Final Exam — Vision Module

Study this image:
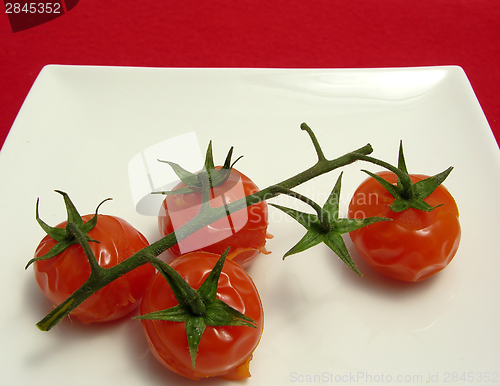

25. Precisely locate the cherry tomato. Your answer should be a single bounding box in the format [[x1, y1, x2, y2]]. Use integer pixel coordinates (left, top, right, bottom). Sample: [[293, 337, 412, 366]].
[[158, 167, 270, 268], [33, 214, 155, 324], [348, 171, 461, 282], [139, 251, 264, 380]]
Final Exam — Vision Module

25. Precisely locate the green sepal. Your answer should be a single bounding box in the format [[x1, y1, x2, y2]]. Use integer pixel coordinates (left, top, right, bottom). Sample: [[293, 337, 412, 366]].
[[157, 160, 199, 187], [397, 140, 409, 174], [25, 191, 110, 269], [268, 204, 323, 234], [389, 196, 411, 212], [57, 189, 85, 227], [153, 259, 206, 315], [134, 248, 257, 370], [279, 226, 323, 258], [412, 166, 453, 200], [203, 140, 216, 171], [204, 299, 257, 328], [362, 142, 453, 213], [155, 141, 242, 196], [361, 169, 401, 199], [186, 317, 207, 370], [333, 216, 391, 235], [25, 239, 77, 269], [323, 232, 360, 275], [270, 173, 390, 276], [196, 245, 227, 303], [134, 304, 190, 323], [35, 198, 67, 242], [81, 196, 111, 233]]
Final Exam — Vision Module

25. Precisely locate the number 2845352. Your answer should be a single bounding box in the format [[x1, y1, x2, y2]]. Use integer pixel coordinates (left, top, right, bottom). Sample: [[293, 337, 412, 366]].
[[5, 3, 62, 14]]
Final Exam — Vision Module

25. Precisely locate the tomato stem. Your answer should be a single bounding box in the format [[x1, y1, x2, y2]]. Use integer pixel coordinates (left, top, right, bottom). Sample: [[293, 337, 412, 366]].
[[65, 222, 103, 277], [301, 122, 327, 162], [354, 142, 453, 212], [356, 154, 414, 199]]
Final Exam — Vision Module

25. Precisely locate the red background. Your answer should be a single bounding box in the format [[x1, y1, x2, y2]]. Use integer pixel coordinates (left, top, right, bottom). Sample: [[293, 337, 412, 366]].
[[1, 0, 499, 150]]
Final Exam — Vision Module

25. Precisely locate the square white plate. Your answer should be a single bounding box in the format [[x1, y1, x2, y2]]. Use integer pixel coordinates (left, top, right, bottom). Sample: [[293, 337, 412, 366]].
[[1, 66, 499, 385]]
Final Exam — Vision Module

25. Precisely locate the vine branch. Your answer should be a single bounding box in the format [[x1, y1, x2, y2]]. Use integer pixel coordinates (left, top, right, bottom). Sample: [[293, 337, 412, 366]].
[[34, 124, 374, 331]]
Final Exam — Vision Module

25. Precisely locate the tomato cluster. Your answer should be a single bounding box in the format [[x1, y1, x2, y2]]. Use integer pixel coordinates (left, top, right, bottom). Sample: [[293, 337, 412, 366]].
[[29, 133, 462, 381], [32, 163, 269, 380]]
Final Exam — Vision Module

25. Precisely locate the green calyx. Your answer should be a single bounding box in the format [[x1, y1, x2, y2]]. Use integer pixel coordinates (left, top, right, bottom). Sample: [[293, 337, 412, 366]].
[[25, 190, 111, 269], [134, 248, 257, 370], [155, 141, 243, 196], [270, 172, 390, 276], [360, 141, 453, 212]]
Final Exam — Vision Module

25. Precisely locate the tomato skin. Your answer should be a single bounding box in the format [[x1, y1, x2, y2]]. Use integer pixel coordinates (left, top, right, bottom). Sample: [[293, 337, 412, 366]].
[[139, 251, 264, 380], [348, 171, 461, 282], [158, 167, 270, 268], [33, 214, 155, 324]]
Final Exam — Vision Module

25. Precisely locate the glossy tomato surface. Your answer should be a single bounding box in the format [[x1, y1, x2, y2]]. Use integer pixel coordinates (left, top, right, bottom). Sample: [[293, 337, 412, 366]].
[[348, 171, 461, 282], [158, 167, 270, 268], [34, 214, 155, 323], [140, 251, 264, 380]]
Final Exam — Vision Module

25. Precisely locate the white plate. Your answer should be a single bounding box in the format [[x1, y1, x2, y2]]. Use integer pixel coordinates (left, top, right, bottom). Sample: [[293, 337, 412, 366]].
[[1, 66, 499, 385]]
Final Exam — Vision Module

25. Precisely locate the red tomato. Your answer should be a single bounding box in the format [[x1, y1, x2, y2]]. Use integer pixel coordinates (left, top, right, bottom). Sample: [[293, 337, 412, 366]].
[[139, 251, 264, 380], [33, 214, 155, 324], [158, 167, 270, 268], [348, 171, 461, 282]]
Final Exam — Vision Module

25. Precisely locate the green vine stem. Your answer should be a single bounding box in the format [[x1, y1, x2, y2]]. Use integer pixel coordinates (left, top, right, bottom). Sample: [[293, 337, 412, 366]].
[[65, 222, 103, 277], [356, 154, 414, 198], [34, 123, 375, 331]]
